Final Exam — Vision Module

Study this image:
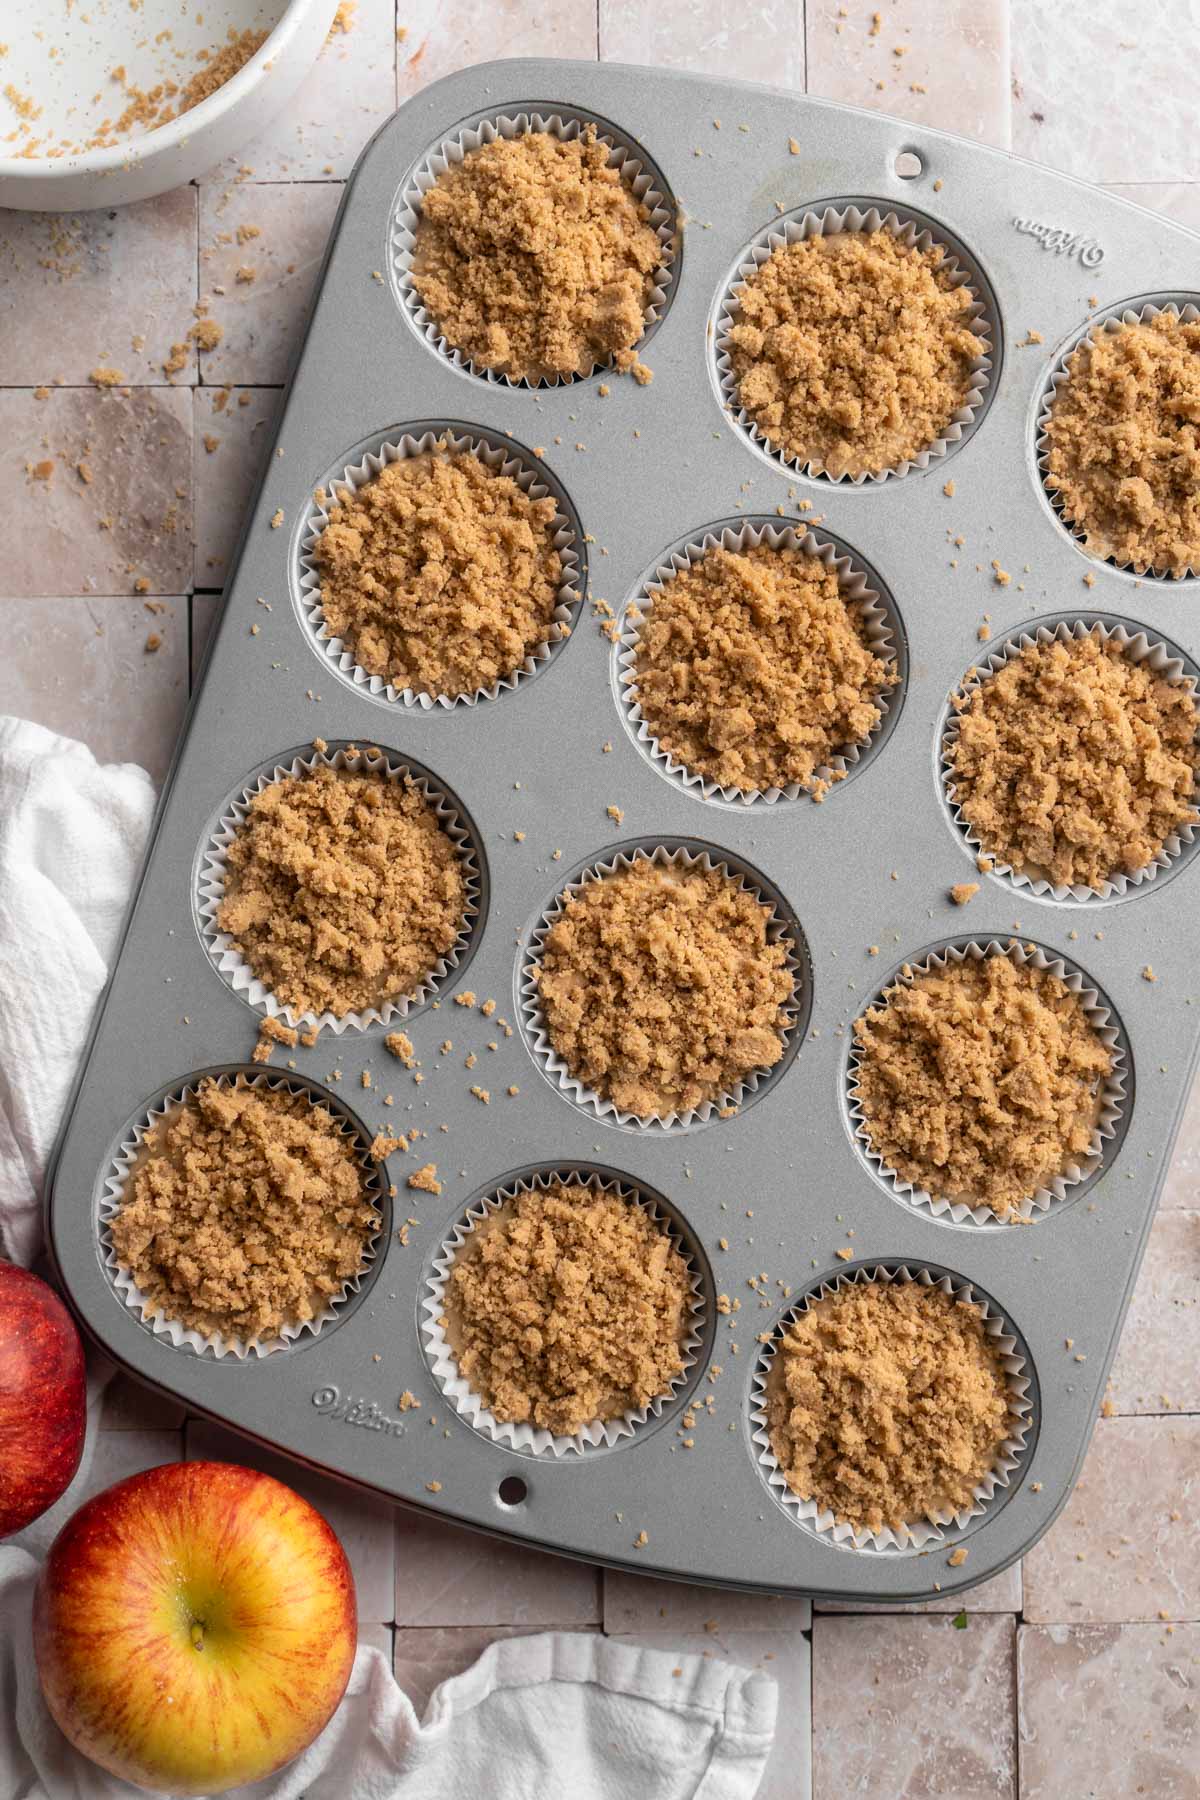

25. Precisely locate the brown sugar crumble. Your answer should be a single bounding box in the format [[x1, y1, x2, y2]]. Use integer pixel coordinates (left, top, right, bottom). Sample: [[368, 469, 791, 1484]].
[[632, 542, 894, 793], [533, 858, 794, 1117], [109, 1080, 377, 1344], [1043, 312, 1200, 575], [949, 630, 1199, 890], [726, 229, 984, 476], [312, 449, 564, 699], [444, 1183, 691, 1435], [853, 952, 1113, 1216], [217, 762, 466, 1019], [411, 128, 666, 383], [766, 1280, 1013, 1535]]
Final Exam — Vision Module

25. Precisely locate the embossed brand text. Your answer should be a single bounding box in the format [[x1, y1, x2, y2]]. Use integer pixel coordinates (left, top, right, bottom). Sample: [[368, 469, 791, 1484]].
[[1012, 217, 1104, 267], [311, 1384, 407, 1438]]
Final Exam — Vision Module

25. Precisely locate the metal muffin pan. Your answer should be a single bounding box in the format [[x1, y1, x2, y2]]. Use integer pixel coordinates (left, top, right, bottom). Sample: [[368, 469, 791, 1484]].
[[47, 59, 1200, 1602]]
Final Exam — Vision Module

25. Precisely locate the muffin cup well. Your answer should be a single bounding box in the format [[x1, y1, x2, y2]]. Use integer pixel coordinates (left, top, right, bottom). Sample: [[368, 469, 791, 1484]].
[[714, 201, 995, 483], [942, 617, 1200, 902], [1036, 299, 1200, 579], [100, 1072, 387, 1361], [390, 110, 677, 388], [421, 1168, 705, 1457], [197, 743, 483, 1035], [615, 519, 903, 806], [847, 940, 1128, 1226], [751, 1263, 1034, 1553], [295, 428, 583, 707], [520, 841, 806, 1130]]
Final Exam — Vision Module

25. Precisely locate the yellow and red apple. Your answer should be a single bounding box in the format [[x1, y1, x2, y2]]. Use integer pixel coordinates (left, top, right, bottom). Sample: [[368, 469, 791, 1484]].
[[0, 1261, 86, 1538], [34, 1460, 356, 1796]]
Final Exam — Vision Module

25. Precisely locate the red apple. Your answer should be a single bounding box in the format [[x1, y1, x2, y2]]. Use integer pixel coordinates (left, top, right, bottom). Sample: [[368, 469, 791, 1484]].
[[34, 1460, 356, 1796], [0, 1261, 86, 1538]]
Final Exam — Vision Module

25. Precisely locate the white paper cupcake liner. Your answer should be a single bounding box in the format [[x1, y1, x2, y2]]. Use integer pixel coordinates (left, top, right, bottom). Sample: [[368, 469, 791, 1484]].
[[421, 1167, 705, 1457], [616, 519, 903, 806], [390, 110, 677, 388], [714, 202, 994, 483], [100, 1072, 386, 1361], [751, 1263, 1034, 1553], [942, 617, 1200, 902], [847, 939, 1128, 1226], [197, 743, 483, 1035], [521, 842, 806, 1129], [1036, 298, 1200, 579], [295, 428, 583, 707]]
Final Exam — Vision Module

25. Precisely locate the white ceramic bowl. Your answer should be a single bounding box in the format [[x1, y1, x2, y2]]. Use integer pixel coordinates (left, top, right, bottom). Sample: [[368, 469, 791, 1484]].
[[0, 0, 338, 211]]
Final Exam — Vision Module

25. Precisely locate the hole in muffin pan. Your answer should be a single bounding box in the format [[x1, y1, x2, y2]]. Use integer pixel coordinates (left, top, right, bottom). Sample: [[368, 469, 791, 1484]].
[[937, 612, 1200, 907], [711, 196, 1004, 486], [894, 149, 924, 180], [748, 1261, 1039, 1555], [418, 1163, 717, 1459], [517, 838, 814, 1132], [95, 1067, 392, 1361], [291, 422, 587, 708], [612, 516, 909, 809], [1031, 292, 1200, 582], [193, 742, 490, 1034], [389, 102, 681, 388], [841, 935, 1133, 1229], [497, 1475, 528, 1507]]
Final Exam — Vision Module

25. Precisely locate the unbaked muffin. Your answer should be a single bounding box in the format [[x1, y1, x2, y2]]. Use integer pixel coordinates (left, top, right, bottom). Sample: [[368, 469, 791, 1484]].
[[632, 541, 895, 795], [532, 858, 795, 1117], [311, 448, 565, 699], [1042, 311, 1200, 575], [765, 1279, 1013, 1535], [217, 760, 467, 1019], [442, 1182, 691, 1436], [726, 228, 985, 476], [949, 628, 1199, 890], [411, 128, 666, 383], [852, 950, 1113, 1217], [109, 1079, 378, 1344]]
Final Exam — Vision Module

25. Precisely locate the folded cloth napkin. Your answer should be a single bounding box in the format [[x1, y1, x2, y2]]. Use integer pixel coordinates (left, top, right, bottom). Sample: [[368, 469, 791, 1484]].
[[0, 717, 156, 1268], [0, 718, 779, 1800]]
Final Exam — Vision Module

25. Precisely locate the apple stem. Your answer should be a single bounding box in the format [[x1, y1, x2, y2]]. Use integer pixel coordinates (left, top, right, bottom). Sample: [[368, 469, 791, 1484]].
[[190, 1621, 205, 1651]]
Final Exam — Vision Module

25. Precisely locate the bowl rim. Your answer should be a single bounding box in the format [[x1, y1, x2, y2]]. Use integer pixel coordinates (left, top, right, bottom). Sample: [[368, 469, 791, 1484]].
[[0, 0, 333, 181]]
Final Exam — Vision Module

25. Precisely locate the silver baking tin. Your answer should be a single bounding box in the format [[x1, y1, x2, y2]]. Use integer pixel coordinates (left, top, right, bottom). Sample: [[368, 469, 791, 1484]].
[[46, 60, 1200, 1606]]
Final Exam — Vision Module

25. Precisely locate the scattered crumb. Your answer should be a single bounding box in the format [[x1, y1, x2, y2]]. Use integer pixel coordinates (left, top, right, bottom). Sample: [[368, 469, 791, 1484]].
[[950, 882, 979, 906]]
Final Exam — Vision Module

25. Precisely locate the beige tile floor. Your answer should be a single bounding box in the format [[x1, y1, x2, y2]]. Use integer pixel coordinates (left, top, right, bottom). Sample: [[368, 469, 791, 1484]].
[[6, 4, 1199, 1794]]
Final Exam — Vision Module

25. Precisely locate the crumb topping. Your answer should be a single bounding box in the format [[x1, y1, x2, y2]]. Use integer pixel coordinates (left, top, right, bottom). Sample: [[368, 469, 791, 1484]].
[[1044, 312, 1200, 575], [109, 1080, 378, 1343], [950, 630, 1199, 890], [766, 1280, 1012, 1533], [312, 449, 564, 698], [217, 763, 466, 1019], [726, 230, 984, 476], [411, 129, 666, 382], [533, 859, 794, 1117], [633, 543, 894, 793], [853, 952, 1113, 1215], [444, 1183, 691, 1435]]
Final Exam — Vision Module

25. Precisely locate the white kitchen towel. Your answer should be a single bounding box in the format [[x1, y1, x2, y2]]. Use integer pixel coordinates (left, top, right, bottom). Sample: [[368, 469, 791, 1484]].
[[0, 1551, 777, 1800], [0, 716, 156, 1268]]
